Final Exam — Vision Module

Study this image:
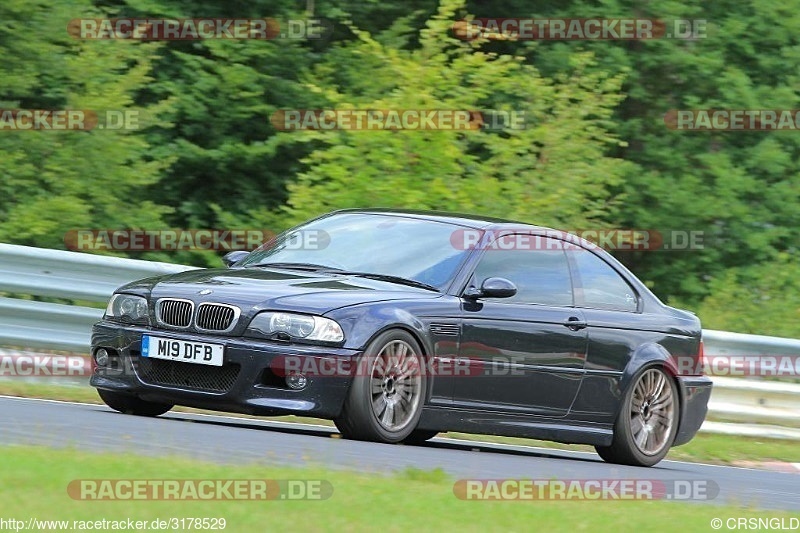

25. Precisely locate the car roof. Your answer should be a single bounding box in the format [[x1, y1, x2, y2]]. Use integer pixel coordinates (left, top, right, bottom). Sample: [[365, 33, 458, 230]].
[[331, 208, 555, 231], [327, 208, 625, 263]]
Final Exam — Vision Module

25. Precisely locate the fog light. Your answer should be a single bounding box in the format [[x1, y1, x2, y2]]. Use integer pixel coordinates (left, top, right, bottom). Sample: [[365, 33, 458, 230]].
[[95, 348, 110, 367], [286, 372, 308, 390]]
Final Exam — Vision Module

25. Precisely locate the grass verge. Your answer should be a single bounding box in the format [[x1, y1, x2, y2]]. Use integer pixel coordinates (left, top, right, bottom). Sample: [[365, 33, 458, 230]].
[[2, 380, 799, 466], [0, 446, 794, 532]]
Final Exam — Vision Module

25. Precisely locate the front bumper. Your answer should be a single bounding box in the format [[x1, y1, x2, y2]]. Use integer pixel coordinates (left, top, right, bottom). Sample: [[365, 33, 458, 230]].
[[673, 375, 713, 446], [89, 321, 359, 418]]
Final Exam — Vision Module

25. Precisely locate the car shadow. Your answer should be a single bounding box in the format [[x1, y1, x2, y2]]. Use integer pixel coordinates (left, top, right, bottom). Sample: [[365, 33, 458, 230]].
[[421, 439, 605, 466], [99, 407, 618, 466]]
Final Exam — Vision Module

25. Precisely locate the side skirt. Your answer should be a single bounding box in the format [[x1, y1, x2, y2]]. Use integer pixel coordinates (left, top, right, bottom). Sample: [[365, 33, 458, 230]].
[[417, 406, 614, 447]]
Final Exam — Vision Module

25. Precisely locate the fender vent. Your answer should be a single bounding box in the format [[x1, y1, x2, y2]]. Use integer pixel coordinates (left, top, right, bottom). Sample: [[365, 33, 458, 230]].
[[430, 322, 459, 336]]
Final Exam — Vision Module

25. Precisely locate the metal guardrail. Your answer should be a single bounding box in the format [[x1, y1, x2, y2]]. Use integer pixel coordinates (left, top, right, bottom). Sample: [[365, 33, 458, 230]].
[[705, 377, 800, 440], [0, 298, 102, 353], [700, 329, 800, 439], [0, 244, 196, 350], [703, 329, 800, 358], [0, 243, 196, 302], [0, 244, 798, 439]]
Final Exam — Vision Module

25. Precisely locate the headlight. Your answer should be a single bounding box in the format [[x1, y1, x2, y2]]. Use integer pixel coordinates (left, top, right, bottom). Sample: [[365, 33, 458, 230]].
[[246, 312, 344, 342], [104, 294, 150, 325]]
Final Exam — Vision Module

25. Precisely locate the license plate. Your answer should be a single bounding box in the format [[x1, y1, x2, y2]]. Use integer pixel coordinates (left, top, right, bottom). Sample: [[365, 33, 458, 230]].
[[141, 335, 224, 367]]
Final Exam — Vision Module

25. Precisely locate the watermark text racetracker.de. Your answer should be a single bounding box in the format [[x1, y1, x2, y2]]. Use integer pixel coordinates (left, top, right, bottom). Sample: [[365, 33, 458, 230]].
[[68, 479, 333, 501], [68, 18, 333, 40], [674, 355, 800, 378], [450, 228, 705, 252], [270, 109, 526, 131], [453, 478, 719, 500], [665, 109, 800, 131], [0, 352, 89, 378], [270, 353, 526, 380], [0, 110, 139, 131], [64, 229, 330, 252], [452, 18, 707, 41]]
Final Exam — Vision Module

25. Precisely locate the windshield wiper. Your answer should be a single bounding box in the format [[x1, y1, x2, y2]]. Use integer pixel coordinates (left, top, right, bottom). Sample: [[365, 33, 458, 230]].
[[332, 272, 439, 292], [245, 263, 438, 291], [246, 262, 343, 272]]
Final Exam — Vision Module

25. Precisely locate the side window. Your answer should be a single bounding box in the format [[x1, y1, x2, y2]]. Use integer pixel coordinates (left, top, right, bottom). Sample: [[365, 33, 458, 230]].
[[571, 249, 638, 312], [472, 237, 573, 306]]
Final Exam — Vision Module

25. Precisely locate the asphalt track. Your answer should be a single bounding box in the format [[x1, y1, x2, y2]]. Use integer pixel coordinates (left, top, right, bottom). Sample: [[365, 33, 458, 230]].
[[1, 396, 798, 511]]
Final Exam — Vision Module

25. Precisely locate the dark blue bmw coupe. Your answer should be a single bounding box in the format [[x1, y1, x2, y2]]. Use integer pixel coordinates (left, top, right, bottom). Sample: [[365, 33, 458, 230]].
[[90, 209, 711, 466]]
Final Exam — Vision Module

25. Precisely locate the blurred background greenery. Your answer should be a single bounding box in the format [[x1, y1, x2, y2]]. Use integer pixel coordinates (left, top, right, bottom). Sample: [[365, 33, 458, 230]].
[[1, 0, 798, 336]]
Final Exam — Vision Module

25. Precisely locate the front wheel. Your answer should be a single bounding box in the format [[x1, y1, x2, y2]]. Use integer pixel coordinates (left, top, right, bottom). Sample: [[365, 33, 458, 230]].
[[97, 389, 173, 417], [335, 329, 427, 443], [595, 367, 679, 467]]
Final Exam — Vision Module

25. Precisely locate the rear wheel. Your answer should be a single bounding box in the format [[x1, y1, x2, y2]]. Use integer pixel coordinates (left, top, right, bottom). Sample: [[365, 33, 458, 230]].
[[595, 367, 678, 467], [97, 389, 173, 417], [335, 329, 426, 443]]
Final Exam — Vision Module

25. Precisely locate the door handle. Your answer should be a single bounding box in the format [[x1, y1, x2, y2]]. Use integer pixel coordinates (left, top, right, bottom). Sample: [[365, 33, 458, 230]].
[[564, 316, 587, 330]]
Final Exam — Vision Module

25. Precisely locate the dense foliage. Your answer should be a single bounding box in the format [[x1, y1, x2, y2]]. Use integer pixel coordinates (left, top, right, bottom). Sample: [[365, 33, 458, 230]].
[[1, 0, 798, 336]]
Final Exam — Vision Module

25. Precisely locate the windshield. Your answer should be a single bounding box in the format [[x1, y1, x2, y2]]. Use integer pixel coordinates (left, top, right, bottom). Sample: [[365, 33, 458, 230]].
[[239, 213, 472, 290]]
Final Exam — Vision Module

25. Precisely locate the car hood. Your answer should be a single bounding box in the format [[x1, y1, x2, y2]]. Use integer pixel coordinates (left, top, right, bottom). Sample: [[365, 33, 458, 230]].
[[119, 267, 441, 315]]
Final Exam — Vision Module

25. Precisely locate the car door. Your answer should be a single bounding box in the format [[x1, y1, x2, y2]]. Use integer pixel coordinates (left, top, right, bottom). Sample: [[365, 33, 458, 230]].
[[565, 247, 654, 419], [453, 236, 588, 417]]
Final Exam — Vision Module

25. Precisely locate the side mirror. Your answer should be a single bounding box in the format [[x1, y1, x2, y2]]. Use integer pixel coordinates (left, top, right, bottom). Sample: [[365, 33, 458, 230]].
[[222, 250, 249, 268], [463, 277, 517, 300]]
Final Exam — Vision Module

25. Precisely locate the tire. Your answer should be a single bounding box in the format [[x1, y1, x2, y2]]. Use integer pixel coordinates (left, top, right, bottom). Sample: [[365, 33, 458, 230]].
[[595, 366, 679, 467], [97, 389, 173, 417], [402, 429, 438, 445], [334, 329, 427, 443]]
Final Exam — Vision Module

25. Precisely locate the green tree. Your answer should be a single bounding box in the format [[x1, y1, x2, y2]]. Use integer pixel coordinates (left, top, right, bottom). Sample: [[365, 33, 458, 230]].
[[116, 0, 332, 233], [257, 0, 632, 232], [468, 0, 800, 306], [682, 254, 800, 338], [0, 0, 173, 249]]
